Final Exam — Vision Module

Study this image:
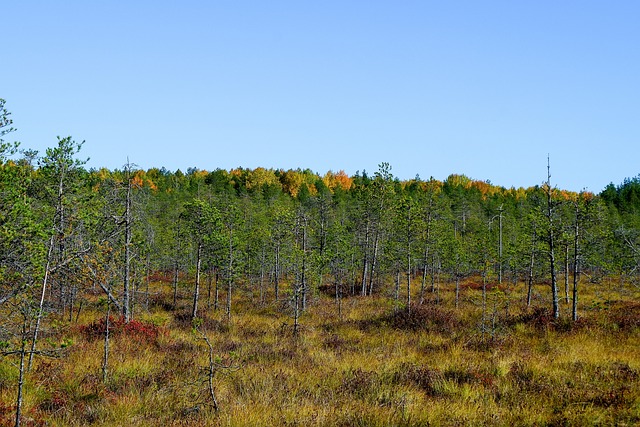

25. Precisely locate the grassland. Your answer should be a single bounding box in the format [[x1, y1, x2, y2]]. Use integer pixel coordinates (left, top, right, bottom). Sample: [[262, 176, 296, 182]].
[[1, 277, 639, 426]]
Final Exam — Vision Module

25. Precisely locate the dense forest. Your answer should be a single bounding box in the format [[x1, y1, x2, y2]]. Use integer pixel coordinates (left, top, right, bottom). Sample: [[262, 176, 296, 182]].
[[1, 99, 639, 426]]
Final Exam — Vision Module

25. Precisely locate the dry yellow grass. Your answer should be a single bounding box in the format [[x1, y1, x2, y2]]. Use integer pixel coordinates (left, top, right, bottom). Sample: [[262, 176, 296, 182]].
[[1, 277, 638, 426]]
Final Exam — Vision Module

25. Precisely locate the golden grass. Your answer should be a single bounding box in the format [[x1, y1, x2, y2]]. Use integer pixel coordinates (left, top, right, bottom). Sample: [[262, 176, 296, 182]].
[[1, 278, 639, 426]]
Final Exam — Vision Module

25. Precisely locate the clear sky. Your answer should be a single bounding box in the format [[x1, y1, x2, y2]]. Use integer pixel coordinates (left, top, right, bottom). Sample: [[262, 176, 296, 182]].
[[3, 1, 639, 192]]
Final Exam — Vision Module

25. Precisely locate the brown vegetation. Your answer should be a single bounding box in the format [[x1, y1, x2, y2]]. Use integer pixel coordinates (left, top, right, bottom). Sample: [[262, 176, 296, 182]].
[[1, 276, 639, 426]]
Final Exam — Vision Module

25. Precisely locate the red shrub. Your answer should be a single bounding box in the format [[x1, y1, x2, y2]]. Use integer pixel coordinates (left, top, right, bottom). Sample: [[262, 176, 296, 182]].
[[79, 316, 164, 343]]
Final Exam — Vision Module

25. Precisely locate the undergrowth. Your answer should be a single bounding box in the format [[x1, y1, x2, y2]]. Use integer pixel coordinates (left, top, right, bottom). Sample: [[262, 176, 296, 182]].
[[1, 278, 638, 426]]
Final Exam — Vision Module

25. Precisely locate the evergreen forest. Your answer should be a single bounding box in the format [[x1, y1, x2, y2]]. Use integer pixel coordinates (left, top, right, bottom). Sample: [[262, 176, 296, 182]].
[[1, 99, 639, 426]]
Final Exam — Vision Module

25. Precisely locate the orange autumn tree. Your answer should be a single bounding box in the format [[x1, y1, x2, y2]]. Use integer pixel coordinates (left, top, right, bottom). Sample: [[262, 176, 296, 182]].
[[322, 170, 353, 192]]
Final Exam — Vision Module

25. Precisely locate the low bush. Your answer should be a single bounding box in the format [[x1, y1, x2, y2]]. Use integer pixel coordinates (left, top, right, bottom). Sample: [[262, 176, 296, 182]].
[[78, 316, 165, 343]]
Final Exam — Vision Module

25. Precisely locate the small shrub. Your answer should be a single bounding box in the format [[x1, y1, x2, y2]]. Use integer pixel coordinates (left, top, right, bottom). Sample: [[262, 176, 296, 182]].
[[340, 368, 380, 397], [38, 391, 68, 413], [323, 333, 350, 353], [443, 366, 497, 390], [513, 306, 554, 330], [370, 304, 461, 332], [607, 301, 640, 331], [79, 316, 164, 344], [391, 363, 444, 396], [173, 312, 229, 332]]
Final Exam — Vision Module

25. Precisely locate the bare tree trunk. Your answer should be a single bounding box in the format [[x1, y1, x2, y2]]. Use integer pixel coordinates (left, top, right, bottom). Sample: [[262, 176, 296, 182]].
[[226, 225, 233, 323], [498, 205, 504, 284], [68, 281, 76, 322], [172, 260, 179, 310], [191, 242, 202, 320], [350, 252, 356, 296], [28, 236, 54, 371], [419, 248, 430, 304], [564, 244, 570, 304], [546, 158, 560, 319], [527, 229, 536, 307], [394, 270, 400, 313], [406, 219, 412, 313], [123, 171, 132, 323], [420, 211, 432, 304], [145, 253, 151, 310], [435, 266, 441, 305], [337, 276, 343, 320], [293, 282, 300, 336], [455, 273, 460, 309], [260, 245, 266, 304], [207, 266, 212, 309], [301, 217, 308, 311], [214, 268, 219, 311], [15, 321, 27, 427], [430, 254, 436, 293], [361, 221, 369, 296], [549, 224, 559, 319], [30, 158, 68, 368], [420, 260, 428, 304], [481, 270, 487, 341], [196, 328, 220, 412], [274, 243, 280, 301], [572, 204, 580, 321], [368, 228, 380, 296]]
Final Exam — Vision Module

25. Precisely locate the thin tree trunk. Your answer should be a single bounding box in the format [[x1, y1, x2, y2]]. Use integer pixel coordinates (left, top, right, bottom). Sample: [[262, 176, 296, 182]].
[[226, 225, 233, 323], [260, 245, 266, 304], [482, 270, 487, 341], [274, 243, 280, 301], [361, 221, 369, 296], [420, 262, 428, 304], [546, 158, 559, 319], [28, 236, 54, 371], [430, 254, 436, 293], [191, 242, 202, 320], [214, 268, 219, 311], [207, 265, 213, 309], [527, 229, 536, 307], [564, 244, 570, 304], [123, 173, 132, 323], [572, 204, 580, 321], [68, 282, 76, 322], [435, 266, 441, 305], [394, 270, 400, 313], [196, 328, 220, 411], [172, 260, 179, 310], [350, 252, 355, 296], [15, 321, 27, 427], [145, 253, 151, 310], [455, 271, 460, 309], [419, 245, 430, 304], [406, 224, 412, 313], [368, 228, 380, 296], [293, 282, 300, 336], [337, 276, 343, 320], [301, 217, 307, 311]]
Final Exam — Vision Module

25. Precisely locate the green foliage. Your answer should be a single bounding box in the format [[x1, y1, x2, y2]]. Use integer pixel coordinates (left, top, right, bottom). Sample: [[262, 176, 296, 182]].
[[0, 98, 19, 160]]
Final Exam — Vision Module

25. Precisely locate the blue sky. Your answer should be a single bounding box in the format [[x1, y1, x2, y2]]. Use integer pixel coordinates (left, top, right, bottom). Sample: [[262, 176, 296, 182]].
[[3, 1, 639, 192]]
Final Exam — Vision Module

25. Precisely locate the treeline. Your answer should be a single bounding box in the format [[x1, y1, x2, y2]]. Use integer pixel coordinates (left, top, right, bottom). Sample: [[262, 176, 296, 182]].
[[2, 133, 640, 327], [0, 91, 639, 339]]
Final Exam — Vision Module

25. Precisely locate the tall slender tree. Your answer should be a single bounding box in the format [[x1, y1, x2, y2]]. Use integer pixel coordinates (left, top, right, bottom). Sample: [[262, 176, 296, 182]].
[[543, 157, 560, 319]]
